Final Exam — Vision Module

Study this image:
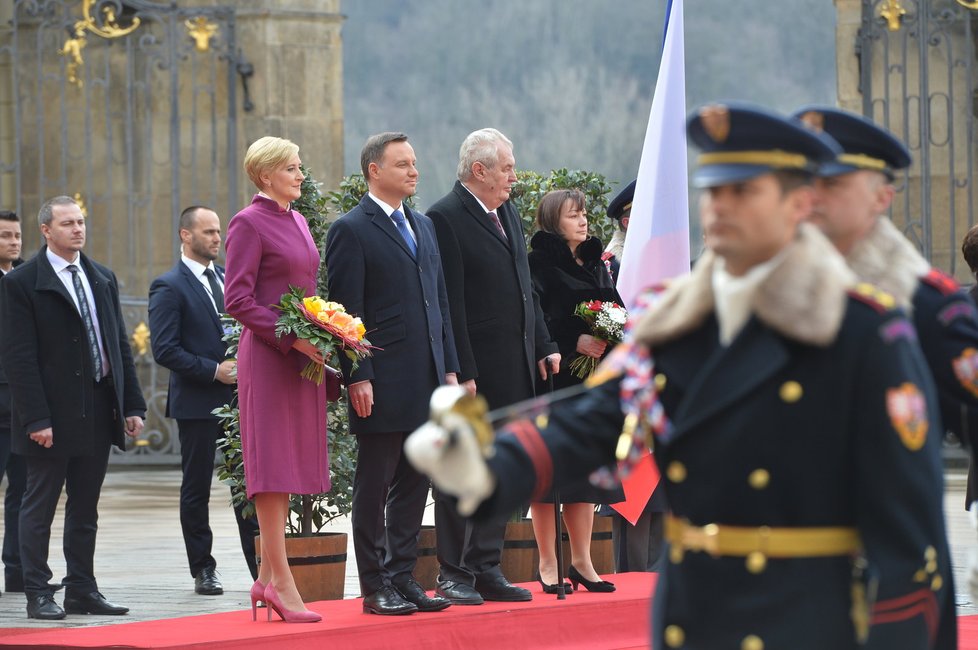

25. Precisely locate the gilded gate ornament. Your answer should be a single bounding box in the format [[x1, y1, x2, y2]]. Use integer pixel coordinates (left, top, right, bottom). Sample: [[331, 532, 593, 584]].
[[131, 322, 151, 357], [879, 0, 907, 31], [185, 17, 219, 53], [72, 193, 88, 218], [59, 0, 142, 88]]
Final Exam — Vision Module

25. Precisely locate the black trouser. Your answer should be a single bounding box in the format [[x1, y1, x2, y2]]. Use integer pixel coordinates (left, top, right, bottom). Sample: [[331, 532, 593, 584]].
[[351, 431, 429, 595], [19, 381, 113, 600], [611, 506, 665, 573], [434, 488, 508, 585], [0, 426, 26, 588], [178, 418, 260, 579]]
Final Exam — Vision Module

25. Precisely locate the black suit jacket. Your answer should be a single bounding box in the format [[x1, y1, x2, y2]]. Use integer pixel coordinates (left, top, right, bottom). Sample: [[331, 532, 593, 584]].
[[148, 261, 233, 419], [324, 195, 459, 434], [427, 181, 557, 409], [0, 247, 146, 457], [0, 258, 23, 430]]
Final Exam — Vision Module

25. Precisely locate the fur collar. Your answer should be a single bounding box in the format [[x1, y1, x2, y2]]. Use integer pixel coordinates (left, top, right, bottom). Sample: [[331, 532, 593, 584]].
[[844, 217, 929, 309], [633, 223, 856, 348], [604, 229, 626, 259]]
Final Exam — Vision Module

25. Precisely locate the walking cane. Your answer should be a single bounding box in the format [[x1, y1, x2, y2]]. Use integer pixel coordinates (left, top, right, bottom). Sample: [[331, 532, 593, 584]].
[[546, 370, 567, 600]]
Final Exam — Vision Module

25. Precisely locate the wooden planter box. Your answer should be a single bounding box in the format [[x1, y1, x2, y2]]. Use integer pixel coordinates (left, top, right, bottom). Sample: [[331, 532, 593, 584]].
[[256, 532, 348, 602], [414, 524, 439, 590]]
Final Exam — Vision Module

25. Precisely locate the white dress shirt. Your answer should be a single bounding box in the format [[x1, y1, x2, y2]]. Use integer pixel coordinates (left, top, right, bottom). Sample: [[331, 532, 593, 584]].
[[47, 248, 110, 377], [181, 254, 223, 315], [369, 192, 416, 243]]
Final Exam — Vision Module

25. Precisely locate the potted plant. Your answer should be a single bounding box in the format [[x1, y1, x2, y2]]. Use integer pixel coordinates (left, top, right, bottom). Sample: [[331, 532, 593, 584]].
[[216, 168, 358, 601]]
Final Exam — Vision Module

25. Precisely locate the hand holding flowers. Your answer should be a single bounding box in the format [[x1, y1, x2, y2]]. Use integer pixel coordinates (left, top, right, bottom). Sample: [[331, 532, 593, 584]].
[[275, 286, 375, 385], [569, 299, 627, 378]]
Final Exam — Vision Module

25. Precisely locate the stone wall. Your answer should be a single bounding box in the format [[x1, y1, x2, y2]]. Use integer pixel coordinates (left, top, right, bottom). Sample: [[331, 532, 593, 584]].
[[0, 0, 344, 293], [834, 0, 978, 280]]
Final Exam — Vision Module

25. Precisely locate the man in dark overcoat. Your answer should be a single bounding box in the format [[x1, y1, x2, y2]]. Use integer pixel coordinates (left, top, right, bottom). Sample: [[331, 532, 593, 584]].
[[0, 209, 25, 594], [0, 195, 146, 620], [149, 205, 260, 594], [426, 127, 559, 605], [409, 104, 957, 649], [325, 132, 459, 616]]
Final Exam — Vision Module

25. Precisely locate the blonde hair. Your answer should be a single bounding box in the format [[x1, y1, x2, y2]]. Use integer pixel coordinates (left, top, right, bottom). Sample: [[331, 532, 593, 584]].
[[244, 136, 300, 190]]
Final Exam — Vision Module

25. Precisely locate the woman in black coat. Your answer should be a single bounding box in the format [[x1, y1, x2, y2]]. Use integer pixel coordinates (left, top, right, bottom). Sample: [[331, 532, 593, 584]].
[[527, 189, 622, 594]]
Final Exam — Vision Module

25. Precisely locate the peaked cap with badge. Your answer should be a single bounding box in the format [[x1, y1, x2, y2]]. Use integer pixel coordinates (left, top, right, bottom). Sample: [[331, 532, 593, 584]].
[[687, 101, 841, 188], [792, 105, 911, 179]]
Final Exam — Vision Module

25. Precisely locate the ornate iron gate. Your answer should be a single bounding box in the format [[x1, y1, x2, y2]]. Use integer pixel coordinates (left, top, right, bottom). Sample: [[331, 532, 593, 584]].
[[0, 0, 250, 462], [857, 0, 978, 276]]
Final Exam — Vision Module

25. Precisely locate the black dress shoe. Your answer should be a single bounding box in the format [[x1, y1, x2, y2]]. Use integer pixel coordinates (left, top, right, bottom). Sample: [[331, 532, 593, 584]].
[[392, 577, 451, 612], [194, 567, 224, 595], [63, 591, 129, 615], [435, 579, 484, 605], [27, 594, 66, 620], [475, 574, 532, 602], [362, 585, 418, 615]]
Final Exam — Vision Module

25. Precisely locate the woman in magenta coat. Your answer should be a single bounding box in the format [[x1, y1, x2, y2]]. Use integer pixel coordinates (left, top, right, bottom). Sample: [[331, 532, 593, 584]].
[[224, 136, 337, 623]]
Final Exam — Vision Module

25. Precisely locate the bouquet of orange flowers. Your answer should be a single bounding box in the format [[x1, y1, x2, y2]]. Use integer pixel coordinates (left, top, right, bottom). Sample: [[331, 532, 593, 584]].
[[569, 299, 627, 378], [275, 286, 374, 385]]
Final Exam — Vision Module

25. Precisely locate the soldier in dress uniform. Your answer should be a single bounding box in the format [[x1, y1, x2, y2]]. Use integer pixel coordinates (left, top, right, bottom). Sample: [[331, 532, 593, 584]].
[[794, 104, 978, 614], [602, 180, 634, 283], [406, 103, 957, 649], [793, 105, 978, 450]]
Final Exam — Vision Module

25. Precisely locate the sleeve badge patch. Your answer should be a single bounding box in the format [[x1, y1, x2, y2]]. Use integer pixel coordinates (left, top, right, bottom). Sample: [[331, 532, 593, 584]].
[[886, 383, 928, 451], [952, 347, 978, 398], [937, 300, 978, 327]]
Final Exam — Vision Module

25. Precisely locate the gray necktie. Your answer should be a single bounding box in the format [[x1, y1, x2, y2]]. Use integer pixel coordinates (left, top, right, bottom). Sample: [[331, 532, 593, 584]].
[[67, 264, 103, 379]]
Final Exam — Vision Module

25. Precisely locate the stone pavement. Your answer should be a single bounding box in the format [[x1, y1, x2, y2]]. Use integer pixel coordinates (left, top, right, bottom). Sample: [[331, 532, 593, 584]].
[[0, 467, 974, 629]]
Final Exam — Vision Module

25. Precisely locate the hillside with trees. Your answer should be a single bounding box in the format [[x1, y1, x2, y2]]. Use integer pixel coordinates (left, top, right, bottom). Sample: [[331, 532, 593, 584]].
[[341, 0, 837, 209]]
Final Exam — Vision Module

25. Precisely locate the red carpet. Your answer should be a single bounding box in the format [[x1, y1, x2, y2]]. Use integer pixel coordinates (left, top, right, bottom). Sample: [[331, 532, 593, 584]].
[[960, 614, 978, 650], [0, 573, 654, 650]]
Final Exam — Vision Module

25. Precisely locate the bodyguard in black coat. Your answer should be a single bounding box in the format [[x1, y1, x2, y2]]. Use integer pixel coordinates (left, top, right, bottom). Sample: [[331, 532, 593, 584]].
[[325, 132, 458, 615], [0, 196, 146, 620], [0, 209, 25, 593], [426, 128, 558, 605], [148, 206, 260, 592]]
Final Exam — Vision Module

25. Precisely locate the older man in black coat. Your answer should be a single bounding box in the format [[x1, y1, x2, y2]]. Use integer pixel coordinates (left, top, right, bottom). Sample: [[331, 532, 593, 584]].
[[325, 132, 459, 616], [0, 195, 146, 620], [426, 128, 559, 605]]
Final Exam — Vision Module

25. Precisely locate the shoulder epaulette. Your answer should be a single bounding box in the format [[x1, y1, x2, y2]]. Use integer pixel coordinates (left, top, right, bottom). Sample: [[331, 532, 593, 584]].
[[848, 282, 897, 313], [920, 268, 960, 296]]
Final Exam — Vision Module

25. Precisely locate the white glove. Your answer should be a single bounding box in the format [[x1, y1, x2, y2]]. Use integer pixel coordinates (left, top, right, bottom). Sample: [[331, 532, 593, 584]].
[[405, 386, 496, 516]]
